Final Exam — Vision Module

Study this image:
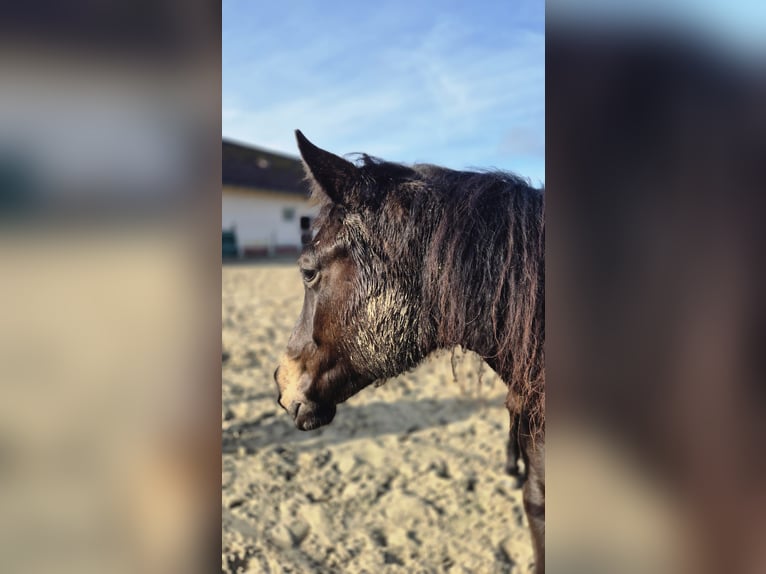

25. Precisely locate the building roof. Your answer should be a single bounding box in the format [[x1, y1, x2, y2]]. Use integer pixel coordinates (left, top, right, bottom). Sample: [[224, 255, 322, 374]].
[[223, 139, 310, 197]]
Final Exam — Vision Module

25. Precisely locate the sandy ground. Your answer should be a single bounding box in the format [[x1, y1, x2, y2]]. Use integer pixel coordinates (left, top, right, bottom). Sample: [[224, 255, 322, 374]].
[[222, 263, 533, 573]]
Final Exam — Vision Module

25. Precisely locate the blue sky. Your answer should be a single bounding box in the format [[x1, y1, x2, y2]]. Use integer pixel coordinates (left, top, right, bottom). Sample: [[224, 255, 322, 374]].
[[223, 0, 545, 184]]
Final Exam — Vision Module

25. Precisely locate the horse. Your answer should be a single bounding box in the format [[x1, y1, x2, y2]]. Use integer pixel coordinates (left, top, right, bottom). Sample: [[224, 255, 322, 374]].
[[505, 394, 528, 485], [274, 131, 545, 572]]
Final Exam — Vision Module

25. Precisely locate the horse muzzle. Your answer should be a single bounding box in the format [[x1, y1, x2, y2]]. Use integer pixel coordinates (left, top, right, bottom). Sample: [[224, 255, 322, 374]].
[[286, 399, 336, 431], [274, 363, 336, 430]]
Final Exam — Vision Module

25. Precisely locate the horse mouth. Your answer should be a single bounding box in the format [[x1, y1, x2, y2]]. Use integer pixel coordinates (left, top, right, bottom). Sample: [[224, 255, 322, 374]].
[[289, 401, 336, 431]]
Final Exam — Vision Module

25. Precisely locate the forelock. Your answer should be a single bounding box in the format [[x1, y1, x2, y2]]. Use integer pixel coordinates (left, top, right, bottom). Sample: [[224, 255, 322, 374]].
[[341, 212, 371, 244]]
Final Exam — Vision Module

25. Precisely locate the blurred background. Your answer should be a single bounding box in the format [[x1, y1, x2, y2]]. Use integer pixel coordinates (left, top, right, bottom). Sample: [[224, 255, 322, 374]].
[[547, 2, 766, 573], [0, 2, 221, 574]]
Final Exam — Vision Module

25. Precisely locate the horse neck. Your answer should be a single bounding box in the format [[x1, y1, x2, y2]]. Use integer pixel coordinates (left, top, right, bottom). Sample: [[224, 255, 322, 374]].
[[417, 183, 544, 389]]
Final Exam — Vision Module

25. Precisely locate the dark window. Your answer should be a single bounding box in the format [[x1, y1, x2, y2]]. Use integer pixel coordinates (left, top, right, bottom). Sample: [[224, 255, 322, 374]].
[[282, 207, 295, 221], [300, 216, 312, 230]]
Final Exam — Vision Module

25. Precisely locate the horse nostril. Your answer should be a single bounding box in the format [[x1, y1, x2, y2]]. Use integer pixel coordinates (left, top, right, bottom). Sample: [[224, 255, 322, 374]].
[[273, 369, 284, 407], [288, 402, 302, 420]]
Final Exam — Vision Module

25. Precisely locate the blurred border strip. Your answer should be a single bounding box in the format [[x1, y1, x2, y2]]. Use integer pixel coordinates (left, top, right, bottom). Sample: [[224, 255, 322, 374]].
[[0, 2, 221, 574], [547, 4, 766, 574]]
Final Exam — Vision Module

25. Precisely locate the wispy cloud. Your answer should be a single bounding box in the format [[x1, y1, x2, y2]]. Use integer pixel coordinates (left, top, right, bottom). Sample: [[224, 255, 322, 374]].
[[223, 1, 544, 182]]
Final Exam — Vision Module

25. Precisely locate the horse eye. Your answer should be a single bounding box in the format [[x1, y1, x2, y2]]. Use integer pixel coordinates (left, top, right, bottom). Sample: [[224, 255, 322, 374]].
[[300, 268, 318, 284]]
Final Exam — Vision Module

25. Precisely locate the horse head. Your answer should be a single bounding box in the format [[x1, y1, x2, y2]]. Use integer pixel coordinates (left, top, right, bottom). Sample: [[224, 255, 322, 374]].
[[274, 131, 427, 430]]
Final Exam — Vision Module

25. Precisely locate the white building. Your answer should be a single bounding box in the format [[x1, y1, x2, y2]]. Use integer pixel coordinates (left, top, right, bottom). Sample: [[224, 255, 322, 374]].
[[222, 139, 317, 258]]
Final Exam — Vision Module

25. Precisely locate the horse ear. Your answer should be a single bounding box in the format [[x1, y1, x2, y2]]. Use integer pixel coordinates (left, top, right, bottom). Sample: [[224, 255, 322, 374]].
[[295, 130, 358, 205]]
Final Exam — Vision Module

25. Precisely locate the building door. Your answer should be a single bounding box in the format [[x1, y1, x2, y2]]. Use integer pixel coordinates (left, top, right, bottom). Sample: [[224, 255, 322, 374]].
[[222, 229, 239, 259], [300, 216, 313, 245]]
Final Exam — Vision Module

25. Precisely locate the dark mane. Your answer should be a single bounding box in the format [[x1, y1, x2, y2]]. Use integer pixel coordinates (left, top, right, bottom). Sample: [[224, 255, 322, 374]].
[[310, 155, 545, 436]]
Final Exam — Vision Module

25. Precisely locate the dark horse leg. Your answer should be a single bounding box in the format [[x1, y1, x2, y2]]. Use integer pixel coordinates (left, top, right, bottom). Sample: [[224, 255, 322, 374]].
[[505, 394, 527, 487], [521, 432, 545, 574], [506, 393, 544, 572], [505, 409, 527, 487]]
